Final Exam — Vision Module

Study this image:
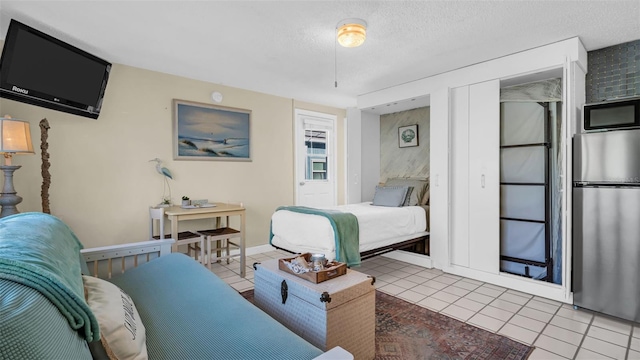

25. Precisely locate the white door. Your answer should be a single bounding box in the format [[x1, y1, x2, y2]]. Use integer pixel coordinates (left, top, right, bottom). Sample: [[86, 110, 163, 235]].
[[449, 80, 500, 274], [450, 85, 471, 268], [468, 80, 500, 273], [294, 109, 337, 207]]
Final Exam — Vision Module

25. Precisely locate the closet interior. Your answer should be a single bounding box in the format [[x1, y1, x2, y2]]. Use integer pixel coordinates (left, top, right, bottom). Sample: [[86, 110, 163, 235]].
[[499, 78, 563, 284]]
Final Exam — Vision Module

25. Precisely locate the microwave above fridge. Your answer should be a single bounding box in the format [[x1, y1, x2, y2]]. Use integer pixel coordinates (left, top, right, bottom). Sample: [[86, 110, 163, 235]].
[[584, 97, 640, 131]]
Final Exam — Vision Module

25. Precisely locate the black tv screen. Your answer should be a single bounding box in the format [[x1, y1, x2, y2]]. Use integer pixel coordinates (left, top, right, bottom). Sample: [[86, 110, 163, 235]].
[[0, 19, 111, 119]]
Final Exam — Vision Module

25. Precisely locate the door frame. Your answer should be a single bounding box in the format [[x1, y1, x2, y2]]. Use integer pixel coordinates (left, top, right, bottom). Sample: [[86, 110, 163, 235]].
[[294, 109, 338, 206]]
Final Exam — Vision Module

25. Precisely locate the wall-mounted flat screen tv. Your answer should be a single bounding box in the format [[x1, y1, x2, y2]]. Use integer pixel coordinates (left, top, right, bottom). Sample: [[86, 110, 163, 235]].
[[0, 19, 111, 119]]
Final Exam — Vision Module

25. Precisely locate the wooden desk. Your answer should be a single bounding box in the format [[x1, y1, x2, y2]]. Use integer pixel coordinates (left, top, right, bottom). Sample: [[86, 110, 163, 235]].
[[164, 203, 246, 277]]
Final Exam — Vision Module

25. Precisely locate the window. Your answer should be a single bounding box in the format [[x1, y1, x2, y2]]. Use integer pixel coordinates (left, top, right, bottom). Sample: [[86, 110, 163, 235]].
[[305, 129, 329, 181], [311, 159, 327, 180]]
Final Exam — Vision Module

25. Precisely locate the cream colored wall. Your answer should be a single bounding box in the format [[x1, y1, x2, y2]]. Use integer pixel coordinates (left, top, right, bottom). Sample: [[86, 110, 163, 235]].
[[0, 60, 345, 249], [379, 107, 430, 182]]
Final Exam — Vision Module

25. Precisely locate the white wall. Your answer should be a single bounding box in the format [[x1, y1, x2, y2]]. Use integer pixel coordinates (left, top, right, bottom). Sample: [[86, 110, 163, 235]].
[[360, 111, 380, 201], [0, 60, 346, 249], [346, 107, 362, 204], [379, 107, 430, 181]]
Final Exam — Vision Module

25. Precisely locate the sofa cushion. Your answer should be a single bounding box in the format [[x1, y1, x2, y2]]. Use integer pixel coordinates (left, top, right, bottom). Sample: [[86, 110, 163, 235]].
[[109, 253, 323, 360], [84, 275, 148, 360]]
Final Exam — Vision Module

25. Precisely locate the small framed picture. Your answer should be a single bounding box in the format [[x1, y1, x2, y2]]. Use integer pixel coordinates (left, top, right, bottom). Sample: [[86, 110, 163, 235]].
[[398, 124, 419, 148]]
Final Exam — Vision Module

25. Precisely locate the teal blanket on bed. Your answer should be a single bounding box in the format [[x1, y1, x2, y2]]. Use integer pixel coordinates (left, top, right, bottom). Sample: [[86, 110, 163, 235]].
[[270, 206, 361, 267], [0, 212, 99, 342]]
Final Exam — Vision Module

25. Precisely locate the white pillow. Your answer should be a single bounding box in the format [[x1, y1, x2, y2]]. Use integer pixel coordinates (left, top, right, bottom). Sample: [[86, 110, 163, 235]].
[[83, 275, 148, 360]]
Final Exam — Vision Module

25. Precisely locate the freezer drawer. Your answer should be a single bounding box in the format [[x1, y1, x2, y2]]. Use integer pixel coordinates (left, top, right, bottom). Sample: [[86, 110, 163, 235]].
[[573, 186, 640, 322]]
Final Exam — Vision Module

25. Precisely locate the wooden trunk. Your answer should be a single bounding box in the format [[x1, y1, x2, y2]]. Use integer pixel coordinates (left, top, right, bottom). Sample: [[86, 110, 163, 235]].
[[254, 258, 375, 360]]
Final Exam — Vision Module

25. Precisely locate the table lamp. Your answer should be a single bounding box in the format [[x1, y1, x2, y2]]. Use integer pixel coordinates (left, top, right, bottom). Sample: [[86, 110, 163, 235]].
[[0, 115, 34, 217]]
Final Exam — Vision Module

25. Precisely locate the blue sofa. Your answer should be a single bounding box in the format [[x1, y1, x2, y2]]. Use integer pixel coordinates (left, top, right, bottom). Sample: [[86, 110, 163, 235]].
[[0, 213, 325, 359]]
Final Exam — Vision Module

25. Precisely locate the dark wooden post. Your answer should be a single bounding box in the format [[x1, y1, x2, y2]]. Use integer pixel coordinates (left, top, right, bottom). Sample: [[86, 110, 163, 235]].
[[40, 118, 51, 214]]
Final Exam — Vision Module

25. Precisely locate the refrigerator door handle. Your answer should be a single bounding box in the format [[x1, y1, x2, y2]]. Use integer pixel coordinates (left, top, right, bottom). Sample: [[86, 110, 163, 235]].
[[481, 174, 485, 188]]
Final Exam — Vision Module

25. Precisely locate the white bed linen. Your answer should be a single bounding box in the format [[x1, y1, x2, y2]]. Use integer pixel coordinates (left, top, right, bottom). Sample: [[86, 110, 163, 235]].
[[270, 202, 427, 261]]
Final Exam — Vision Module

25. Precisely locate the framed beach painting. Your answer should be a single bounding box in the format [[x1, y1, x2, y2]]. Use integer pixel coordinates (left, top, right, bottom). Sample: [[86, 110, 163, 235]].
[[173, 99, 251, 161], [398, 124, 418, 148]]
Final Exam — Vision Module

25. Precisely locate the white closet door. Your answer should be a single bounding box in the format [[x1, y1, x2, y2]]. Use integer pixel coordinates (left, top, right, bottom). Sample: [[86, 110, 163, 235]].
[[450, 86, 470, 267], [468, 80, 500, 273]]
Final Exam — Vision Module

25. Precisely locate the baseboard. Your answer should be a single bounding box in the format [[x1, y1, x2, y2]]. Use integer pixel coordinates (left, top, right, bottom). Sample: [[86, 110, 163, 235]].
[[246, 244, 277, 256], [382, 250, 433, 268]]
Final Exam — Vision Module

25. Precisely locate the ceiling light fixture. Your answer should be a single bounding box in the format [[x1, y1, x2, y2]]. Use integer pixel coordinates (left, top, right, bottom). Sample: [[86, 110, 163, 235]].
[[336, 19, 367, 48], [334, 18, 367, 88]]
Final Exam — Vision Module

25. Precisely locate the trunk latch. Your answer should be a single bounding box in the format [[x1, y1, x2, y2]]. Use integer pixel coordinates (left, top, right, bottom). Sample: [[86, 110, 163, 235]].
[[281, 280, 288, 304]]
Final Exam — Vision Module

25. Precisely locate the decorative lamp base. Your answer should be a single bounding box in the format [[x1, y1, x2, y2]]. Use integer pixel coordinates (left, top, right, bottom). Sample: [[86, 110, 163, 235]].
[[0, 165, 23, 218]]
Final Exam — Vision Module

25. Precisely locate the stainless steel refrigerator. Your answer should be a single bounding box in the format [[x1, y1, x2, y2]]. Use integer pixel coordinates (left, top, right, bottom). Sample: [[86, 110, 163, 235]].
[[573, 129, 640, 322]]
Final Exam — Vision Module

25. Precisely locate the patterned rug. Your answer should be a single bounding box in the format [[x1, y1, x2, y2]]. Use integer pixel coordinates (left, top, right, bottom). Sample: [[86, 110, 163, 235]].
[[240, 289, 533, 360]]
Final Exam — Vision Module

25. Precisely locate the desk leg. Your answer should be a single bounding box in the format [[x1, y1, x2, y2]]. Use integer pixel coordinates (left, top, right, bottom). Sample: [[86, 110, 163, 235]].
[[206, 236, 212, 271], [240, 212, 245, 278], [170, 217, 179, 252], [216, 216, 222, 261]]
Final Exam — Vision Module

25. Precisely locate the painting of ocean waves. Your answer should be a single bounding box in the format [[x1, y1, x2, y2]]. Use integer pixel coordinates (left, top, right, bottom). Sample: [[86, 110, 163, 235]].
[[178, 136, 249, 158], [174, 100, 251, 161]]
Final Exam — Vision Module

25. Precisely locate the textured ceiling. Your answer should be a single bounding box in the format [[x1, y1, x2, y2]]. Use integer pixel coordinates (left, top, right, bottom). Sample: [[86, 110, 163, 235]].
[[1, 1, 639, 113]]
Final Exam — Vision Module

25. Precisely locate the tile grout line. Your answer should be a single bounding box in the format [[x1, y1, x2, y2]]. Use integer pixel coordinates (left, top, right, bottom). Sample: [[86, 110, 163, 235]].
[[403, 271, 458, 311], [571, 314, 596, 360], [626, 326, 635, 360], [455, 281, 535, 335], [451, 280, 523, 334], [524, 296, 564, 357], [492, 291, 533, 343], [574, 314, 634, 358], [455, 286, 583, 357], [461, 281, 509, 332]]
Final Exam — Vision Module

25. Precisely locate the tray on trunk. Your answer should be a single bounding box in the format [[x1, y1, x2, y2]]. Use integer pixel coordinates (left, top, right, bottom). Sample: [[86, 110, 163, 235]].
[[278, 253, 347, 284]]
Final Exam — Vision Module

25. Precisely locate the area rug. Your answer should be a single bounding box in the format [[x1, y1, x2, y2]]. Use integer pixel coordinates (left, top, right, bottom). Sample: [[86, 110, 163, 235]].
[[240, 289, 533, 360]]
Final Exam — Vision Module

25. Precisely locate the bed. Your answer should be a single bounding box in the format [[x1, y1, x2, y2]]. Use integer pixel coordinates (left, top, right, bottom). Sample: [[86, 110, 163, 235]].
[[270, 177, 430, 266]]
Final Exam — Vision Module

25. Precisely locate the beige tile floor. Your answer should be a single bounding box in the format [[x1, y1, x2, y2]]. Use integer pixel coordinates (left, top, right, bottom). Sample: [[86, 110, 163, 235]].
[[211, 250, 640, 360]]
